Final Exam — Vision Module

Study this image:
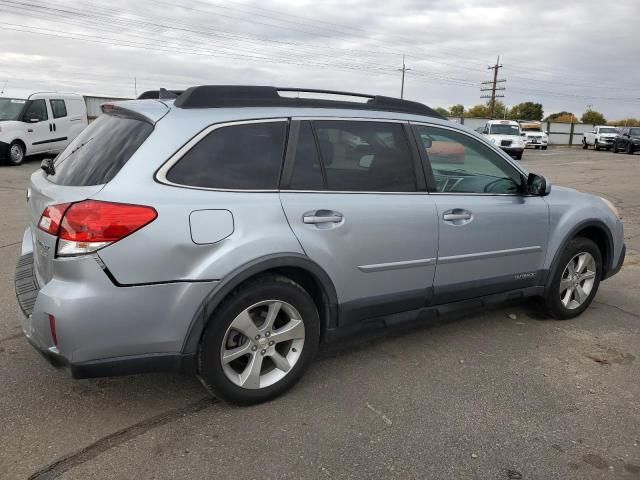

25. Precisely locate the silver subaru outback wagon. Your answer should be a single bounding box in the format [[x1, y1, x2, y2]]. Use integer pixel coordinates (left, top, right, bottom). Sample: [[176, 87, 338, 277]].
[[15, 86, 625, 404]]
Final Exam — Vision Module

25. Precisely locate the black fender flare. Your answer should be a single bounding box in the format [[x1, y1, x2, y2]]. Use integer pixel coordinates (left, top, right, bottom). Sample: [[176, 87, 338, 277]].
[[181, 253, 338, 355], [545, 219, 614, 294]]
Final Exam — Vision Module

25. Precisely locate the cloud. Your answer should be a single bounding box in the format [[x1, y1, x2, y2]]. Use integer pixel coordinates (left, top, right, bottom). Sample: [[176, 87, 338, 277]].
[[0, 0, 638, 119]]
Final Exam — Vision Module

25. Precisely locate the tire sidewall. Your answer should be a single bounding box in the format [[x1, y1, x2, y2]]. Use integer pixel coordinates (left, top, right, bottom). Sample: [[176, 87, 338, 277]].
[[198, 277, 320, 405], [545, 238, 602, 319], [8, 142, 24, 165]]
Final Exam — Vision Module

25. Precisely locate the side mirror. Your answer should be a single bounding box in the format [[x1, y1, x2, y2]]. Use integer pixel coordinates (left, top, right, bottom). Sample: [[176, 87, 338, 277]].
[[520, 132, 526, 136], [422, 137, 433, 148], [526, 173, 551, 196]]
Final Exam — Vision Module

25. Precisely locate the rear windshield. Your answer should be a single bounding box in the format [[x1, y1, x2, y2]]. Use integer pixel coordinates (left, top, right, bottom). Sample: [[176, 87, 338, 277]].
[[48, 113, 153, 186]]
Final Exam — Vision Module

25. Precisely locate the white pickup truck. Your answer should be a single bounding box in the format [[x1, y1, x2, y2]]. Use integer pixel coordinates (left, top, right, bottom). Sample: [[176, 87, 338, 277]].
[[582, 125, 619, 151]]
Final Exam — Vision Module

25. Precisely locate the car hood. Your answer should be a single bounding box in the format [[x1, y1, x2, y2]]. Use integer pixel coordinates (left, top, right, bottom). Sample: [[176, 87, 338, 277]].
[[487, 134, 523, 142], [599, 133, 617, 138]]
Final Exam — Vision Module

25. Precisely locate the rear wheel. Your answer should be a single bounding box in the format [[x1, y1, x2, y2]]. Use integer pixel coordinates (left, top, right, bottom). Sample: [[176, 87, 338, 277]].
[[582, 139, 588, 149], [594, 140, 599, 151], [198, 275, 319, 405], [626, 142, 634, 154], [542, 145, 548, 150], [7, 141, 25, 166], [543, 238, 602, 320], [612, 141, 618, 153]]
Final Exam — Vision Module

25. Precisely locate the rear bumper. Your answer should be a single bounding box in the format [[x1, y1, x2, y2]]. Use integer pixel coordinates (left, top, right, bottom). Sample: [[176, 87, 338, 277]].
[[15, 249, 214, 378]]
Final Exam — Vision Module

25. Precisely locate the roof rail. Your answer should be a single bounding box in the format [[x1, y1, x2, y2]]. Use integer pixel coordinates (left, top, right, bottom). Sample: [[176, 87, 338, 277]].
[[137, 89, 184, 100], [173, 85, 445, 119]]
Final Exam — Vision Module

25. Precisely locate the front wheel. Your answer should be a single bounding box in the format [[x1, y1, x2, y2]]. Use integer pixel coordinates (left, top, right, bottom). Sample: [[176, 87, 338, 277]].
[[543, 238, 602, 320], [198, 275, 320, 405], [594, 140, 599, 151], [582, 139, 588, 150], [7, 141, 25, 165], [626, 142, 634, 155], [612, 141, 619, 153], [541, 145, 548, 150]]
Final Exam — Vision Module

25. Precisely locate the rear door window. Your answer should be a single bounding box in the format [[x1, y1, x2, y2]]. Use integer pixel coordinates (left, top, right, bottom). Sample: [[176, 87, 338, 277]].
[[165, 121, 287, 190], [312, 120, 417, 192], [50, 99, 67, 118], [49, 113, 153, 186]]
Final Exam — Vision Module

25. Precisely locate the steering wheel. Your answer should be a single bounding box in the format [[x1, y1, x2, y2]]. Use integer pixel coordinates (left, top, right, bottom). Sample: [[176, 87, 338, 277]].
[[483, 178, 517, 194]]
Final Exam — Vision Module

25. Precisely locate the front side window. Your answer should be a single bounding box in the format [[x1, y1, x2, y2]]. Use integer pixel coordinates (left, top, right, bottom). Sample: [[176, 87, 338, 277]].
[[414, 125, 522, 194], [23, 99, 48, 122], [312, 121, 416, 192], [629, 128, 640, 137], [166, 121, 287, 189], [50, 99, 68, 118]]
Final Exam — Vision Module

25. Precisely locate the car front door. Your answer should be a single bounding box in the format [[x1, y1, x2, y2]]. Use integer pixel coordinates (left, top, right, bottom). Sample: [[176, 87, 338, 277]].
[[21, 99, 51, 154], [280, 119, 439, 327], [412, 123, 550, 304]]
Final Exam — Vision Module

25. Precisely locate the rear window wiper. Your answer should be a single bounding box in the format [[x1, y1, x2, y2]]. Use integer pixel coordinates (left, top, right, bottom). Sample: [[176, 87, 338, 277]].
[[40, 157, 55, 176]]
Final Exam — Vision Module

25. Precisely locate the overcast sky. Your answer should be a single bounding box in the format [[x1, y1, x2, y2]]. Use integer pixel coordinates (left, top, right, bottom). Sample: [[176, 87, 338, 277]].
[[1, 0, 639, 120]]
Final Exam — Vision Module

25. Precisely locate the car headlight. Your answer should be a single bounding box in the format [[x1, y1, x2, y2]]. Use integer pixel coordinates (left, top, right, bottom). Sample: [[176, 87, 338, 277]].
[[600, 197, 621, 219]]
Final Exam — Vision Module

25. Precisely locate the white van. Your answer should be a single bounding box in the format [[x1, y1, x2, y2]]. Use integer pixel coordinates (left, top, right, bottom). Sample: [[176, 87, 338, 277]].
[[0, 90, 88, 165], [480, 119, 526, 160]]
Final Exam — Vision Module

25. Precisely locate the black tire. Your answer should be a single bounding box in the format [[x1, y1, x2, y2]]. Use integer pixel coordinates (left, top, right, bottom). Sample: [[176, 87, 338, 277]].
[[197, 275, 320, 405], [542, 146, 548, 150], [514, 152, 523, 160], [7, 141, 25, 166], [612, 141, 618, 153], [582, 139, 588, 150], [594, 140, 599, 151], [543, 237, 602, 320], [626, 142, 633, 155]]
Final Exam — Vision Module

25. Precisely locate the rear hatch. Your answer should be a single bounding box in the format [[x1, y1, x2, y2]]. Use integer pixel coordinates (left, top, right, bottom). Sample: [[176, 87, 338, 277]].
[[28, 110, 156, 285]]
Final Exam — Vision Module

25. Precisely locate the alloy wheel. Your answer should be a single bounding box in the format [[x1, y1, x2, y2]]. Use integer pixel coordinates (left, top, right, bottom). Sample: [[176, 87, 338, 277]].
[[220, 300, 305, 389], [559, 252, 597, 310]]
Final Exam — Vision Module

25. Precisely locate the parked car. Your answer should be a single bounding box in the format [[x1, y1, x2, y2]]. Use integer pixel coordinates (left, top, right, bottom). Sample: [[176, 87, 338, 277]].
[[0, 90, 88, 165], [479, 120, 526, 159], [15, 86, 625, 404], [582, 125, 619, 151], [519, 121, 548, 150], [611, 127, 640, 154]]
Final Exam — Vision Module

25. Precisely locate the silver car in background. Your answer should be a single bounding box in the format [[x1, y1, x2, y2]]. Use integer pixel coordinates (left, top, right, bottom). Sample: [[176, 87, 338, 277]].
[[15, 86, 625, 404]]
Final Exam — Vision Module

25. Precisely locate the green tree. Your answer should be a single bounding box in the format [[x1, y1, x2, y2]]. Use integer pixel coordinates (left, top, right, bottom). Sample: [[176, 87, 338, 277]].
[[465, 104, 489, 118], [435, 107, 450, 117], [508, 102, 544, 121], [464, 100, 505, 119], [544, 111, 578, 123], [449, 104, 464, 116], [581, 110, 606, 125]]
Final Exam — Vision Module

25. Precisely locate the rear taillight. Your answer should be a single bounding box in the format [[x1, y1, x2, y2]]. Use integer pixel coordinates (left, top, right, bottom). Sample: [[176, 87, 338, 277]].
[[38, 200, 157, 257], [38, 203, 71, 235]]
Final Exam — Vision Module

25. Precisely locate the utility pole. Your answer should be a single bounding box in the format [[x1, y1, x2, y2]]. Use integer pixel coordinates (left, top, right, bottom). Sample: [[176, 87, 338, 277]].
[[397, 54, 411, 99], [480, 56, 506, 118], [134, 77, 138, 98]]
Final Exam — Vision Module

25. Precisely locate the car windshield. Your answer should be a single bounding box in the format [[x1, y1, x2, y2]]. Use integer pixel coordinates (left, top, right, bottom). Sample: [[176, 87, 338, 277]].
[[629, 128, 640, 136], [0, 98, 26, 121], [490, 124, 520, 135], [599, 127, 617, 134]]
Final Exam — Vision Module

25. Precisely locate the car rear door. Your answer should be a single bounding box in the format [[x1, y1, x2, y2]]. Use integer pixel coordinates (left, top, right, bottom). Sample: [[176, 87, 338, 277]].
[[280, 119, 439, 326], [412, 123, 550, 304], [48, 98, 71, 152]]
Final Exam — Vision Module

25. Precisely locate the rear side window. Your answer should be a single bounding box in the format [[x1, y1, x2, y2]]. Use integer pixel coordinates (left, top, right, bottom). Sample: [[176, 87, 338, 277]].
[[49, 114, 153, 186], [50, 99, 67, 118], [313, 121, 416, 192], [166, 121, 287, 190], [286, 121, 324, 190]]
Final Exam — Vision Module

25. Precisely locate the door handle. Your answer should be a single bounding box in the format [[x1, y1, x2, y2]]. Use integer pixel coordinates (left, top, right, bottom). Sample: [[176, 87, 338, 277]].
[[49, 123, 52, 132], [443, 213, 471, 221], [53, 123, 56, 132], [303, 210, 343, 224], [442, 209, 473, 224]]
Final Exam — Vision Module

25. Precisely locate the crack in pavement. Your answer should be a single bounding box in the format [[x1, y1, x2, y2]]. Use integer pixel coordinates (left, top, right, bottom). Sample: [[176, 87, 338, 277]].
[[0, 241, 20, 250], [0, 333, 23, 344], [28, 397, 218, 480], [594, 301, 640, 320]]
